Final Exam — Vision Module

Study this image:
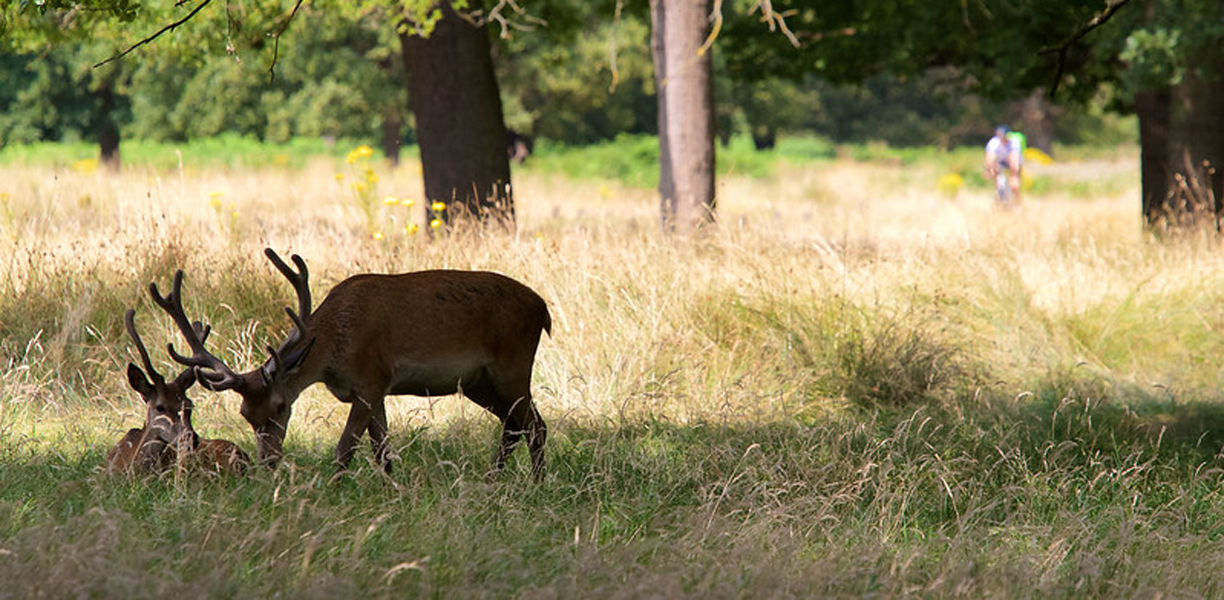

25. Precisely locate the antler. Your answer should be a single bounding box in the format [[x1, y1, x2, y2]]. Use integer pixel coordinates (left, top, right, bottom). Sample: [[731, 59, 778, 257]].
[[149, 270, 242, 391], [124, 308, 165, 389], [264, 248, 312, 339]]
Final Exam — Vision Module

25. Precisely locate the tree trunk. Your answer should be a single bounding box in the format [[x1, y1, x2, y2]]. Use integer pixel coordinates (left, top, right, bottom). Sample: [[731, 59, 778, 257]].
[[651, 0, 716, 233], [1170, 68, 1224, 226], [400, 1, 513, 225], [1014, 90, 1057, 154], [96, 84, 121, 172], [381, 106, 403, 168], [1138, 63, 1224, 231], [1136, 88, 1171, 224]]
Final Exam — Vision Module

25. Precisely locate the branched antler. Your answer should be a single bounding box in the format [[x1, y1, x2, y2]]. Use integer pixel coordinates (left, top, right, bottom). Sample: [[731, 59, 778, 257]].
[[264, 248, 311, 338], [125, 308, 165, 389], [150, 270, 241, 391]]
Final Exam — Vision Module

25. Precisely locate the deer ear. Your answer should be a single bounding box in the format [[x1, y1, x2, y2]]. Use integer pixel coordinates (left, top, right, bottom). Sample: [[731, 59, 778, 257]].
[[127, 363, 155, 396], [281, 337, 315, 373], [171, 366, 198, 390]]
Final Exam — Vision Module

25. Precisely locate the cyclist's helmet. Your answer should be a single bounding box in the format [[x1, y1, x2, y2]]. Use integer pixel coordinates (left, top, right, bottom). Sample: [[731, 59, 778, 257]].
[[995, 125, 1010, 137]]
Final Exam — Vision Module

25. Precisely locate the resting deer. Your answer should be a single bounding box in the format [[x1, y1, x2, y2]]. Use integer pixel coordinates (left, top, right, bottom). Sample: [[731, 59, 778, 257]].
[[106, 308, 250, 476], [153, 248, 552, 479]]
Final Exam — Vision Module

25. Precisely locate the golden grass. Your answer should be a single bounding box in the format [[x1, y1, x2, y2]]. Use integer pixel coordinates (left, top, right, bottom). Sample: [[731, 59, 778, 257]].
[[2, 146, 1223, 453]]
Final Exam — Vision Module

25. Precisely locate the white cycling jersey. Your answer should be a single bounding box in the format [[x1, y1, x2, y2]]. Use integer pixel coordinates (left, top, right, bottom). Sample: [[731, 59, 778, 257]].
[[986, 136, 1022, 164]]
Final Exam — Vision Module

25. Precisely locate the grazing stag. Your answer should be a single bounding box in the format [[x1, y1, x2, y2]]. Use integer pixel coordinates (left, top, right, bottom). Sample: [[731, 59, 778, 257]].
[[106, 308, 249, 476], [153, 249, 552, 479]]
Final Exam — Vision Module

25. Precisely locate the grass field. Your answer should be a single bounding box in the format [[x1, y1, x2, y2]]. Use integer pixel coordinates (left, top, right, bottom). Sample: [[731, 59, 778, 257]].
[[3, 138, 1224, 598]]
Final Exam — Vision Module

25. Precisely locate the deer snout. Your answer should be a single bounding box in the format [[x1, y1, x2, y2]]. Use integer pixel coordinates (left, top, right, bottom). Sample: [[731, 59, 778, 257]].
[[146, 414, 182, 442]]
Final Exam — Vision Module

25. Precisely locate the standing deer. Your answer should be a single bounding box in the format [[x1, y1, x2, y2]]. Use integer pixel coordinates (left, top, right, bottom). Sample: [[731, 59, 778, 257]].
[[106, 308, 250, 476], [153, 248, 552, 479]]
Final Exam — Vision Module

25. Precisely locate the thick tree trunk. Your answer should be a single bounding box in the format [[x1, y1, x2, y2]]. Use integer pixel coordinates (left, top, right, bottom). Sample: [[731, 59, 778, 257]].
[[1170, 68, 1224, 226], [1138, 64, 1224, 230], [1136, 88, 1171, 224], [651, 0, 716, 233], [400, 1, 513, 225]]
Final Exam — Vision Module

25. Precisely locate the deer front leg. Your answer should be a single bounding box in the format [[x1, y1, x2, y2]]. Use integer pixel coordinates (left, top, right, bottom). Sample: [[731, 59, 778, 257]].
[[335, 398, 372, 470]]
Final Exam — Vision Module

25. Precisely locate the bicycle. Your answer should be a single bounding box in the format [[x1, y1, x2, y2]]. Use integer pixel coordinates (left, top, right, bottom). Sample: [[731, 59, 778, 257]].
[[995, 169, 1013, 206]]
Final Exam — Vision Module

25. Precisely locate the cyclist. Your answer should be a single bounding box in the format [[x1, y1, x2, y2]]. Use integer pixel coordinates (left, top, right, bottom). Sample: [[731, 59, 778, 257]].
[[984, 125, 1023, 207]]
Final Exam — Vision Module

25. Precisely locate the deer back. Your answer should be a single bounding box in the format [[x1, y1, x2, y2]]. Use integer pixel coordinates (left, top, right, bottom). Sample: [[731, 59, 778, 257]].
[[287, 270, 552, 395]]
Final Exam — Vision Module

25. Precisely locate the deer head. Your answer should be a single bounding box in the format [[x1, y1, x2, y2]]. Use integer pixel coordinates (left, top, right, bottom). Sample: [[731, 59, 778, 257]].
[[150, 255, 312, 467], [106, 308, 209, 474]]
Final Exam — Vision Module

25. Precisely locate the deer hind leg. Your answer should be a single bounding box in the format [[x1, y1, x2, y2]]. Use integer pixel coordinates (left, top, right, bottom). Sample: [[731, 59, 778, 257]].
[[367, 398, 392, 473], [514, 398, 546, 481], [467, 379, 546, 480]]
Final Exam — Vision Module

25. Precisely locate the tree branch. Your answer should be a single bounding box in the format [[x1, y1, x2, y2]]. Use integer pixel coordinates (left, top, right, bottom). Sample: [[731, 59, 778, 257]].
[[93, 0, 212, 69], [267, 0, 306, 84], [1040, 0, 1132, 96]]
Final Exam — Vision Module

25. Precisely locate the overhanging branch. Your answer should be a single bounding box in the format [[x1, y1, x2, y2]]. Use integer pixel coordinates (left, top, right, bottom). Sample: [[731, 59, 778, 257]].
[[267, 0, 306, 83], [93, 0, 212, 68], [1039, 0, 1132, 96]]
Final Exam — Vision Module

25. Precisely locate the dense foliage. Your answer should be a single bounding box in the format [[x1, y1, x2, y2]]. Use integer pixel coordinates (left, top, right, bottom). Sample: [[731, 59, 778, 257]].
[[1, 1, 1142, 152]]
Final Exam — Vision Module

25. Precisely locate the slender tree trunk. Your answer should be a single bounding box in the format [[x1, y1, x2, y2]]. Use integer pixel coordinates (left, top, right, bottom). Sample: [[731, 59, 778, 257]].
[[651, 0, 716, 233], [400, 1, 513, 225], [1014, 90, 1057, 154], [96, 84, 121, 172], [381, 107, 403, 168]]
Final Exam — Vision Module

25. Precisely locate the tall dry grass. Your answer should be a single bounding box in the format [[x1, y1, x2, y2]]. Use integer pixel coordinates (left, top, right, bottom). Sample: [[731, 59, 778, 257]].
[[4, 146, 1224, 443], [4, 146, 1224, 598]]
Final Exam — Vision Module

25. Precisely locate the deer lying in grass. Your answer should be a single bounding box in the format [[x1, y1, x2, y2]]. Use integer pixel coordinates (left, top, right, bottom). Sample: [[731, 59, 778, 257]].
[[153, 249, 552, 479], [106, 308, 250, 476]]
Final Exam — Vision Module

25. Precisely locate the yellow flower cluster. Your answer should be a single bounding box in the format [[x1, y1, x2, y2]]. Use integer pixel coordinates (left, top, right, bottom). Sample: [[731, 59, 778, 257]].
[[430, 201, 447, 230], [346, 145, 375, 164], [73, 158, 99, 174], [1024, 148, 1054, 166], [937, 173, 965, 198], [370, 197, 425, 241]]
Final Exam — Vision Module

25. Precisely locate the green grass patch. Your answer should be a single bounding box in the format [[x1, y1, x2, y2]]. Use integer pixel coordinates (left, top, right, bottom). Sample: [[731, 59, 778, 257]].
[[0, 134, 409, 170], [4, 399, 1224, 598]]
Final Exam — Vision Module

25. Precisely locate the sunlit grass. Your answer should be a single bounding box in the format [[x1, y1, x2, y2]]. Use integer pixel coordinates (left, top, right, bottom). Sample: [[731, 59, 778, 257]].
[[4, 141, 1224, 597]]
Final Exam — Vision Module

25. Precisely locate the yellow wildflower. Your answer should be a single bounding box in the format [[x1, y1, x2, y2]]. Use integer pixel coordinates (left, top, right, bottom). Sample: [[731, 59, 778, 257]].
[[345, 145, 375, 164], [937, 173, 965, 198], [73, 158, 99, 174], [430, 218, 443, 229], [1024, 148, 1054, 165], [431, 201, 447, 213], [383, 197, 399, 206], [373, 231, 384, 241], [406, 223, 420, 235]]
